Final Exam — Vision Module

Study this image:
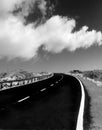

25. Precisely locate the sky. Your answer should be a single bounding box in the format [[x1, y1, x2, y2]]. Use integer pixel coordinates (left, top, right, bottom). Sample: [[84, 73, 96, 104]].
[[0, 0, 102, 73]]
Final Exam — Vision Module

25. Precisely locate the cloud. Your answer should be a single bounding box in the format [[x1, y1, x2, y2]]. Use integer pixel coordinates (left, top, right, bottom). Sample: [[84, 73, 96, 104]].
[[0, 0, 102, 60], [37, 16, 102, 53]]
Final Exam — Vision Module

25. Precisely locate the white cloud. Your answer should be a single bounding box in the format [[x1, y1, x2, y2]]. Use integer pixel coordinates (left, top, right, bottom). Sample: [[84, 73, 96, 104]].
[[38, 16, 102, 53], [0, 0, 101, 60], [0, 16, 41, 59]]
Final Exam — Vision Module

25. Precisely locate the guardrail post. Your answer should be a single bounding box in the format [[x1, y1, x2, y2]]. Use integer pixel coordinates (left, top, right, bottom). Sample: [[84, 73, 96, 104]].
[[31, 79, 33, 83], [10, 82, 12, 87], [32, 78, 34, 82]]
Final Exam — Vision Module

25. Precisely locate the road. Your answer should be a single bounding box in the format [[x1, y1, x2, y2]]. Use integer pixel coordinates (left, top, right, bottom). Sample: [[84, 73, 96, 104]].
[[0, 73, 91, 130]]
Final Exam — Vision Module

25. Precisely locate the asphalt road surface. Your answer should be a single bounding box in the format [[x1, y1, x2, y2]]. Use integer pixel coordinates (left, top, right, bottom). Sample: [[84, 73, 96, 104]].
[[0, 73, 91, 130]]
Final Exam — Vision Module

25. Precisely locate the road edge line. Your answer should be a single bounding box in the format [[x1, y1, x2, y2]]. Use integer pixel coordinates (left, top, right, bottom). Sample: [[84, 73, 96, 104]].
[[70, 75, 85, 130]]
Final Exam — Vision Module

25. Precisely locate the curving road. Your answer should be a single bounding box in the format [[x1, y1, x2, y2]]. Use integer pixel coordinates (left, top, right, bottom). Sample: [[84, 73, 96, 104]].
[[0, 73, 91, 130]]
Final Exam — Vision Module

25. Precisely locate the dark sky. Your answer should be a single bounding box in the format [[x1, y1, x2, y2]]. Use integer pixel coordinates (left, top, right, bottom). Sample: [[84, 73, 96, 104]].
[[55, 0, 102, 30], [0, 0, 102, 73]]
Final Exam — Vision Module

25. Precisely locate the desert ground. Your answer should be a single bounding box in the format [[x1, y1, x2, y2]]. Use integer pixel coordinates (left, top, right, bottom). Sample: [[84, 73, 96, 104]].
[[78, 76, 102, 130]]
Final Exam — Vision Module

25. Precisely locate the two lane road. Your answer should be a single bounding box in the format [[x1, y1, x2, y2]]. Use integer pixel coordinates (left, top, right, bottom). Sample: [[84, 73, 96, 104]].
[[0, 74, 90, 130]]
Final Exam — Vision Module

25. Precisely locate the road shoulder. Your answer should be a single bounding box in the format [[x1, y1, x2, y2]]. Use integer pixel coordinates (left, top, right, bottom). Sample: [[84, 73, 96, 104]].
[[77, 76, 102, 130]]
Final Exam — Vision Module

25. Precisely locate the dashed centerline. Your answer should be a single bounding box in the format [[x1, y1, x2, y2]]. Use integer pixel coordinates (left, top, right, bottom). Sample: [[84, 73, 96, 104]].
[[18, 96, 30, 103], [40, 88, 47, 92], [50, 84, 54, 86]]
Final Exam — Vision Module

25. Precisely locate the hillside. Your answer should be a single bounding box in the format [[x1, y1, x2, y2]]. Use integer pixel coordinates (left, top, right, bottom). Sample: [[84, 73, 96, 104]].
[[83, 70, 102, 82], [0, 70, 49, 82], [70, 70, 102, 86]]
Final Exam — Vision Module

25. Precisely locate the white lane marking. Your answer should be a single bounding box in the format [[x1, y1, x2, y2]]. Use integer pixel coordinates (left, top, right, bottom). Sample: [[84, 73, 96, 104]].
[[50, 84, 54, 86], [69, 74, 85, 130], [40, 88, 46, 92], [55, 75, 63, 83], [18, 96, 30, 103], [75, 77, 85, 130]]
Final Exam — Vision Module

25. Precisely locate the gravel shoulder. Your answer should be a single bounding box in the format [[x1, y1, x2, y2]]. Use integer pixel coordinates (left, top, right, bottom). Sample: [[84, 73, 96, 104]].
[[78, 76, 102, 130]]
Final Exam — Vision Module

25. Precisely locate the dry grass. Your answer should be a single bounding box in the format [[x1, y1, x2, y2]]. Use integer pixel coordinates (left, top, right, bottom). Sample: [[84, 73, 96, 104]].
[[78, 76, 102, 130]]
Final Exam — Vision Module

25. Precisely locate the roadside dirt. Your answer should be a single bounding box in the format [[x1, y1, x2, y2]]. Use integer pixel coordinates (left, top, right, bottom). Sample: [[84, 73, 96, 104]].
[[78, 76, 102, 130]]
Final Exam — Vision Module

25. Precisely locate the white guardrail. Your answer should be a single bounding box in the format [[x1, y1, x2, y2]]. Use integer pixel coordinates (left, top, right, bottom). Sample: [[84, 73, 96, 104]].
[[0, 73, 54, 91]]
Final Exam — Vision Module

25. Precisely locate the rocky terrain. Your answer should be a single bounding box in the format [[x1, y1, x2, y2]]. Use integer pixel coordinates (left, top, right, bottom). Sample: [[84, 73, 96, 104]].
[[0, 70, 49, 82], [0, 70, 34, 82], [70, 70, 102, 87], [70, 70, 102, 81]]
